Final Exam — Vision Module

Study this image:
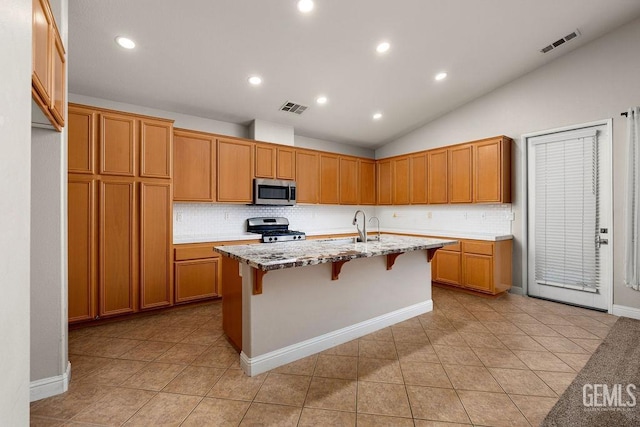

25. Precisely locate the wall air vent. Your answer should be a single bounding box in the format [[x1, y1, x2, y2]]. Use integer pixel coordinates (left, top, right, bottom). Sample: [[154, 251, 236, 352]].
[[540, 29, 581, 53], [280, 101, 308, 115]]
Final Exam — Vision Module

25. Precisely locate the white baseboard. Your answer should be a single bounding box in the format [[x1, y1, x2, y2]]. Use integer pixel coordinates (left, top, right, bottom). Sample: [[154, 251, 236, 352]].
[[240, 300, 432, 376], [612, 304, 640, 320], [30, 361, 70, 402]]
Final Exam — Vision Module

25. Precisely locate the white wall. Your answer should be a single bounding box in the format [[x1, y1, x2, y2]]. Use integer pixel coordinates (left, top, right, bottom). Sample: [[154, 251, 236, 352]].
[[376, 17, 640, 307], [69, 93, 249, 138], [295, 135, 374, 158], [31, 129, 68, 385], [30, 0, 69, 399], [68, 94, 376, 158], [0, 0, 31, 422]]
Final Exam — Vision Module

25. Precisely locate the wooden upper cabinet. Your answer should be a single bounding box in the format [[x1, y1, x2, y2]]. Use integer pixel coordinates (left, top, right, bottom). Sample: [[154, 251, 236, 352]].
[[296, 150, 319, 203], [448, 144, 473, 204], [474, 137, 511, 203], [68, 175, 97, 322], [173, 129, 216, 202], [255, 144, 277, 179], [140, 118, 172, 179], [139, 182, 172, 310], [377, 159, 392, 205], [339, 157, 358, 205], [100, 113, 137, 177], [32, 0, 53, 108], [99, 179, 136, 317], [392, 156, 410, 205], [68, 106, 96, 174], [32, 0, 65, 131], [410, 152, 428, 204], [276, 147, 296, 180], [51, 30, 66, 127], [427, 148, 448, 204], [358, 159, 376, 205], [217, 138, 254, 203], [320, 153, 340, 204]]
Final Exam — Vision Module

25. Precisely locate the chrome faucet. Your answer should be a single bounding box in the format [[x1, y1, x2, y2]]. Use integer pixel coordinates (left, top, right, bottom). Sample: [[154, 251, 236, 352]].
[[369, 216, 380, 241], [352, 210, 367, 242]]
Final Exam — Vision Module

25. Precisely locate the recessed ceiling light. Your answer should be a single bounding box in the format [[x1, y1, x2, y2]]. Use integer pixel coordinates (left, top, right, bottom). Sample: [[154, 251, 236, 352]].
[[376, 42, 390, 54], [373, 112, 383, 120], [316, 96, 327, 105], [115, 36, 135, 49], [297, 0, 314, 13], [248, 76, 262, 86], [435, 72, 448, 81]]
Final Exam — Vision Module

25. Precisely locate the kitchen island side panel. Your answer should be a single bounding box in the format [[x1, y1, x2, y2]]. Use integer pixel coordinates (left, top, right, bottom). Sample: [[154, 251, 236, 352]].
[[241, 249, 431, 358]]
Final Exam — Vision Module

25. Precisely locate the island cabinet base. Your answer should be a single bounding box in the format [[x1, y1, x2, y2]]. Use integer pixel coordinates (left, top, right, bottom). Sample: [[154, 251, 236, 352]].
[[234, 250, 434, 376], [221, 256, 242, 351]]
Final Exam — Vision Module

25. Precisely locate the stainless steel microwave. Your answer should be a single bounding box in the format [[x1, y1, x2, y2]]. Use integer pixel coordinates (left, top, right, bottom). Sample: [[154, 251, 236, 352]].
[[253, 178, 297, 205]]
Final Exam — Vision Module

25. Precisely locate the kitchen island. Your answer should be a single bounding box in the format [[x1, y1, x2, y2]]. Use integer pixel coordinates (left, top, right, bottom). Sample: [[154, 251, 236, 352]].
[[214, 235, 456, 376]]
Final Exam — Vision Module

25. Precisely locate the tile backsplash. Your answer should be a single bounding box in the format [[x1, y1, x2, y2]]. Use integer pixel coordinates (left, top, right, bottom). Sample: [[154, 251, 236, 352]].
[[173, 203, 512, 243], [375, 204, 513, 236], [173, 203, 376, 242]]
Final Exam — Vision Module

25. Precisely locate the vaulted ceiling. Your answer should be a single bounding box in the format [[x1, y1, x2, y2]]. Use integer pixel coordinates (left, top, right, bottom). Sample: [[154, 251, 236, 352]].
[[68, 0, 640, 148]]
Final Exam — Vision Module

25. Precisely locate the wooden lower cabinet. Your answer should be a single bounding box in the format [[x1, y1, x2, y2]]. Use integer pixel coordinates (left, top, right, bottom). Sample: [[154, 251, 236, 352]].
[[221, 255, 242, 351], [68, 177, 174, 323], [432, 238, 512, 295], [68, 175, 97, 322], [433, 249, 461, 285], [173, 243, 221, 303], [175, 259, 219, 303], [462, 254, 493, 292], [99, 179, 137, 316], [140, 182, 172, 309]]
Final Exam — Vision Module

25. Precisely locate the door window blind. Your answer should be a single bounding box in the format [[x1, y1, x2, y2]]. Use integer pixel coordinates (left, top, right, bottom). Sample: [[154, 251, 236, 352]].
[[532, 129, 600, 292]]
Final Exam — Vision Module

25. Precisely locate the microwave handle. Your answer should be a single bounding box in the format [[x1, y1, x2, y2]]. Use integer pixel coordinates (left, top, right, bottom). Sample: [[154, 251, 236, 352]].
[[288, 186, 292, 202]]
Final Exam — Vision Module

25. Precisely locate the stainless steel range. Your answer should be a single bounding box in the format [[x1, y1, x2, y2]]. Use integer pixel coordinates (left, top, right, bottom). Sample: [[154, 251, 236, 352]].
[[246, 217, 306, 243]]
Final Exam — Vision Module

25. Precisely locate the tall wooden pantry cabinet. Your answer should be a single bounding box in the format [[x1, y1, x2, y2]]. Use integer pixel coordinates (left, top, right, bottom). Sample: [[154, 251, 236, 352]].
[[67, 104, 174, 323]]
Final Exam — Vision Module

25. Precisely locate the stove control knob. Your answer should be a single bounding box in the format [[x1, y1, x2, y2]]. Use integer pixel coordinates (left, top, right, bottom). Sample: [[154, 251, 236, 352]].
[[274, 237, 278, 241], [268, 237, 273, 242]]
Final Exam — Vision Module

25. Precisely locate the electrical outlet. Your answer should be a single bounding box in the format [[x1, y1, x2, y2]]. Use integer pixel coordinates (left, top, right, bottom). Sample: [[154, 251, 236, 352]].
[[481, 212, 486, 220], [427, 211, 432, 219], [506, 212, 515, 221], [175, 212, 183, 222], [224, 212, 230, 220], [463, 212, 468, 220]]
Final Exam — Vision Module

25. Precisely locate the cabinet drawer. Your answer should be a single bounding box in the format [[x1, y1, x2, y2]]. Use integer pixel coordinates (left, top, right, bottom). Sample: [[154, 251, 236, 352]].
[[174, 244, 220, 261], [439, 241, 461, 252], [463, 241, 493, 256]]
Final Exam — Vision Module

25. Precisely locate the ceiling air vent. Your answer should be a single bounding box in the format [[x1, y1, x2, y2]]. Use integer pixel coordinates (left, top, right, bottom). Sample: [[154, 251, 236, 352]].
[[280, 101, 308, 115], [540, 29, 581, 53]]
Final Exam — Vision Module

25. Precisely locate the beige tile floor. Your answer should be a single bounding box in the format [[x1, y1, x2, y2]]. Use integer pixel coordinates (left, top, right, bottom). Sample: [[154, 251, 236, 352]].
[[30, 286, 618, 426]]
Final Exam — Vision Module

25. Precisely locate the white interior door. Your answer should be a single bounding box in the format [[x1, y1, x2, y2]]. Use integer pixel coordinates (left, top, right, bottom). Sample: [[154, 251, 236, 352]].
[[527, 123, 612, 311]]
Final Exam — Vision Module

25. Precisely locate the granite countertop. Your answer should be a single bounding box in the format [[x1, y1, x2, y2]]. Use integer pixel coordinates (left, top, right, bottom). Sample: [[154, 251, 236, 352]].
[[214, 235, 457, 271], [174, 229, 511, 244], [379, 228, 513, 242]]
